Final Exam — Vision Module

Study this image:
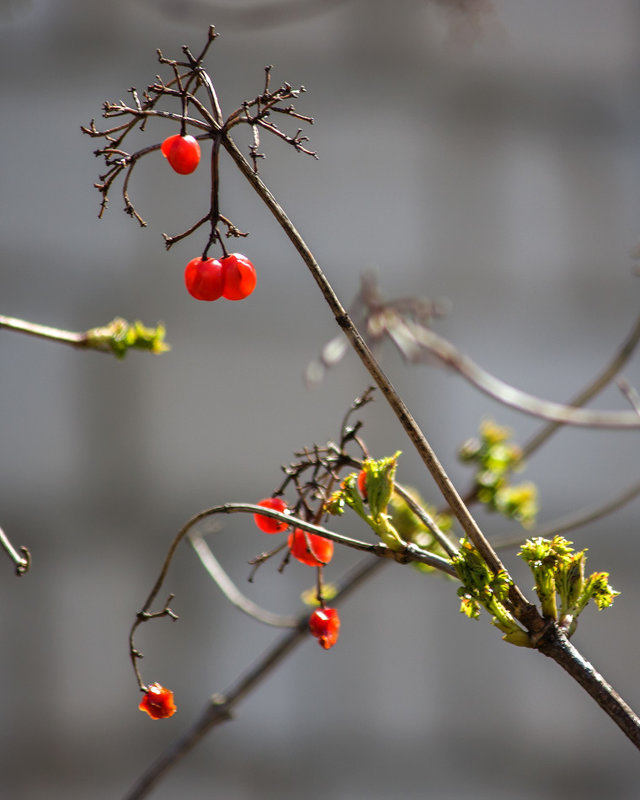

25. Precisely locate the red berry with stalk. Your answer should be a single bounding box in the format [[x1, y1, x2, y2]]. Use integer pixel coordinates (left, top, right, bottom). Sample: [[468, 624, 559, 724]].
[[161, 134, 201, 175], [184, 256, 224, 301], [221, 253, 257, 301], [309, 607, 340, 649], [138, 683, 177, 720], [288, 528, 334, 567], [254, 497, 289, 534]]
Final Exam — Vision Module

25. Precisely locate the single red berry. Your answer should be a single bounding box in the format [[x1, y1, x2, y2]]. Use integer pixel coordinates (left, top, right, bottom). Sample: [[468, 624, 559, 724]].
[[138, 683, 177, 720], [309, 607, 340, 649], [161, 134, 201, 175], [220, 253, 257, 301], [254, 497, 289, 534], [288, 528, 334, 567], [357, 469, 368, 501], [184, 256, 224, 301]]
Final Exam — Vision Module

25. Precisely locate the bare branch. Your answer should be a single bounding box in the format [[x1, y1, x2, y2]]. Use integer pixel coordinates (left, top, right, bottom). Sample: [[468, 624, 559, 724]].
[[397, 319, 640, 430]]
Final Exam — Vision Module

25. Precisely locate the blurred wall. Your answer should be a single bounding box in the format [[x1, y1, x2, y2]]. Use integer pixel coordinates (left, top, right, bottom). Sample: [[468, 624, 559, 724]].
[[0, 1, 639, 798]]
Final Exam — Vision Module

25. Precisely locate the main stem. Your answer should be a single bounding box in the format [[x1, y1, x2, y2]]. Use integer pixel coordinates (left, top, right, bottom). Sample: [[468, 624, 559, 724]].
[[221, 134, 534, 621], [538, 623, 640, 749]]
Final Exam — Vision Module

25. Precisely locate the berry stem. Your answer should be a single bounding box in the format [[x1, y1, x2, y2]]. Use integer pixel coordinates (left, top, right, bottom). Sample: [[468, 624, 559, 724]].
[[202, 132, 224, 260]]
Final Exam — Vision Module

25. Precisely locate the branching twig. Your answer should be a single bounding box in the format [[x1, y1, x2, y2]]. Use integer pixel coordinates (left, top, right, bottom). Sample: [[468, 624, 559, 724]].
[[124, 555, 385, 800], [129, 503, 456, 687]]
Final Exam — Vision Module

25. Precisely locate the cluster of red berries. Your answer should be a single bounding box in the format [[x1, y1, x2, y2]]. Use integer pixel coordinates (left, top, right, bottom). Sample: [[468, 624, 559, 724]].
[[184, 253, 257, 302], [254, 497, 340, 649], [138, 682, 177, 720], [160, 134, 257, 303]]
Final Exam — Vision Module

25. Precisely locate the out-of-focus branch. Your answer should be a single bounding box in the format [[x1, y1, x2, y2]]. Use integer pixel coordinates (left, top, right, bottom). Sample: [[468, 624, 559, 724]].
[[189, 533, 299, 628], [523, 314, 640, 454], [394, 317, 640, 430], [492, 479, 640, 550]]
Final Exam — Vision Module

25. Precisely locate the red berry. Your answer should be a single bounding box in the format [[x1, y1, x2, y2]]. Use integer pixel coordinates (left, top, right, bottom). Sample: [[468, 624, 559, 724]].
[[357, 469, 368, 500], [161, 134, 201, 175], [138, 683, 177, 720], [288, 528, 334, 567], [184, 256, 224, 301], [254, 497, 289, 534], [220, 253, 257, 301], [309, 607, 340, 649]]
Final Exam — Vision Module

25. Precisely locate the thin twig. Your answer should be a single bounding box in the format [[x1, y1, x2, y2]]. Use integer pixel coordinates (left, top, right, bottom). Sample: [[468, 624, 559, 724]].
[[522, 314, 640, 455], [618, 377, 640, 416], [0, 314, 85, 347], [129, 503, 456, 687], [0, 526, 30, 576], [392, 483, 459, 558], [123, 556, 385, 800], [493, 479, 640, 550]]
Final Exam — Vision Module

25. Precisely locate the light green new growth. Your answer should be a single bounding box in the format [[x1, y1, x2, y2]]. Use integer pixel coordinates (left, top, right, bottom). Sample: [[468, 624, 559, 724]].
[[452, 540, 530, 646], [324, 452, 405, 551], [86, 318, 170, 359], [518, 535, 619, 635], [459, 419, 538, 527]]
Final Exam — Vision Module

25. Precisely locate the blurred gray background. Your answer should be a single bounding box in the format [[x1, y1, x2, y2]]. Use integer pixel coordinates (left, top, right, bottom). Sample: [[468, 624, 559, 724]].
[[1, 0, 639, 797]]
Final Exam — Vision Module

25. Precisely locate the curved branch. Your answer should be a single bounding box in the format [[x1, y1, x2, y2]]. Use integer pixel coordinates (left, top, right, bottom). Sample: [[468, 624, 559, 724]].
[[123, 555, 385, 800], [398, 319, 640, 430], [129, 503, 456, 687]]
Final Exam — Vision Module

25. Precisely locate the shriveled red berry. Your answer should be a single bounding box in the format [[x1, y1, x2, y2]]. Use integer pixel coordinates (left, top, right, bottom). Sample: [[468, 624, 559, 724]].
[[138, 683, 177, 720], [161, 134, 201, 175], [220, 253, 257, 301], [309, 607, 340, 649], [288, 528, 334, 567], [254, 497, 289, 534], [184, 256, 224, 301], [357, 469, 368, 500]]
